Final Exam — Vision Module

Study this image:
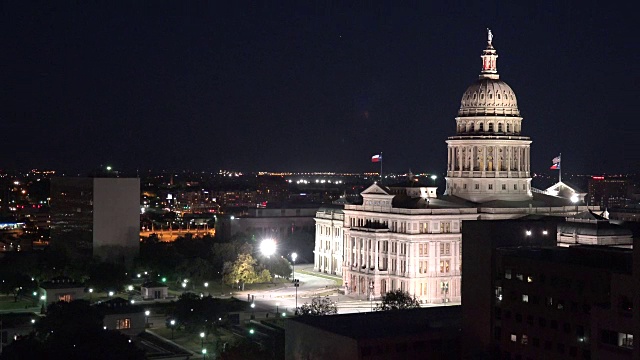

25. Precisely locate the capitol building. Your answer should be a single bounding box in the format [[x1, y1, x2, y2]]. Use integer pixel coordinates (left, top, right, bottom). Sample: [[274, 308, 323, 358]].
[[314, 32, 595, 304]]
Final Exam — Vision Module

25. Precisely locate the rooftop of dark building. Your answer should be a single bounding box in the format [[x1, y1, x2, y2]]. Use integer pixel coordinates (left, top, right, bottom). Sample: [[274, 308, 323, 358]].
[[497, 245, 633, 274], [288, 306, 461, 340]]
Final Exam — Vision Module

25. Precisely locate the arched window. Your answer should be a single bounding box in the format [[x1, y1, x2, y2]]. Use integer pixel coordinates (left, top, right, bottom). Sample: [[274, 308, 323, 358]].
[[497, 93, 501, 100], [488, 123, 494, 132], [506, 123, 510, 132], [498, 123, 503, 132], [467, 123, 472, 132], [473, 93, 477, 100], [489, 93, 493, 99], [480, 93, 485, 100], [479, 123, 484, 132]]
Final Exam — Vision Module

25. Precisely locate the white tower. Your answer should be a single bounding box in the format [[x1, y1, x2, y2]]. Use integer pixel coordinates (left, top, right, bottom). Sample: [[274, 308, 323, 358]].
[[445, 30, 532, 202]]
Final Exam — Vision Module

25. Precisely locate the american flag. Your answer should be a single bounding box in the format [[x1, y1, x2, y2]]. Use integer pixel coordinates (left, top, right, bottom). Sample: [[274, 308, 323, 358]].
[[552, 155, 561, 164]]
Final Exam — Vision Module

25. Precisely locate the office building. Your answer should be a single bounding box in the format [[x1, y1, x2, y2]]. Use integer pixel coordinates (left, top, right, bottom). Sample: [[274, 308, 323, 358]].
[[50, 177, 140, 264]]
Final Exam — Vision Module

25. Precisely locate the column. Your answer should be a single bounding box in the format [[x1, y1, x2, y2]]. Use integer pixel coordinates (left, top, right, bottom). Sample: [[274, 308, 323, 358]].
[[517, 147, 521, 172], [483, 145, 487, 172], [448, 147, 452, 171], [375, 240, 379, 271]]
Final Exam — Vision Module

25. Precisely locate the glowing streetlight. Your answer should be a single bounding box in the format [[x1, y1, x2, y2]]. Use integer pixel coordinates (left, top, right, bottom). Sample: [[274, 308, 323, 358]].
[[570, 194, 579, 203], [108, 291, 114, 297], [260, 239, 277, 257], [170, 319, 176, 339], [200, 331, 205, 348], [145, 310, 150, 327], [106, 166, 112, 171], [128, 285, 134, 291]]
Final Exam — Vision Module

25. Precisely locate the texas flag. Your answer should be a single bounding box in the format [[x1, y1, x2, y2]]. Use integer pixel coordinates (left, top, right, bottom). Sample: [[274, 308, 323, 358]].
[[550, 155, 561, 170], [371, 154, 382, 163]]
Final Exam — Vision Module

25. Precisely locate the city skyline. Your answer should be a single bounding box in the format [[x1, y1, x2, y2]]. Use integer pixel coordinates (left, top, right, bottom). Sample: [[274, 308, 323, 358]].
[[1, 2, 637, 174]]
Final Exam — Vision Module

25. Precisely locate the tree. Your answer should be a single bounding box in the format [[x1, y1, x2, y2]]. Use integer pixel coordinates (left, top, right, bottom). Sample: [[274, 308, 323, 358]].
[[297, 296, 338, 316], [223, 253, 270, 290], [87, 261, 128, 292], [375, 290, 420, 311], [264, 256, 292, 279]]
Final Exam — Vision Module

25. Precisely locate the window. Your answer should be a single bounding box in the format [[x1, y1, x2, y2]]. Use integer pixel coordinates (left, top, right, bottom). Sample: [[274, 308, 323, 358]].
[[488, 123, 494, 132], [521, 335, 528, 345], [514, 184, 518, 190], [59, 294, 72, 302], [475, 184, 479, 190], [539, 317, 546, 327], [488, 184, 493, 190], [502, 184, 506, 190], [505, 269, 512, 279], [522, 294, 529, 303], [527, 276, 533, 283], [516, 273, 524, 281], [463, 184, 467, 189], [439, 260, 450, 273], [510, 334, 517, 343], [619, 332, 633, 348], [498, 123, 503, 132], [116, 318, 131, 330]]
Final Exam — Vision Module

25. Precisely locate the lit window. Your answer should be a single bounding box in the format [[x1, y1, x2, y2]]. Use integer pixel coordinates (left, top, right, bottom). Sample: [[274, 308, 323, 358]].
[[505, 269, 512, 279], [522, 294, 529, 303], [522, 335, 528, 345], [516, 273, 523, 281], [511, 334, 517, 342], [116, 318, 131, 329]]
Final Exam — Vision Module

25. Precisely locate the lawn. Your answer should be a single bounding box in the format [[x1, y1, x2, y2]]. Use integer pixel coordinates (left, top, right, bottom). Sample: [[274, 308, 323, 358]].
[[0, 296, 39, 311]]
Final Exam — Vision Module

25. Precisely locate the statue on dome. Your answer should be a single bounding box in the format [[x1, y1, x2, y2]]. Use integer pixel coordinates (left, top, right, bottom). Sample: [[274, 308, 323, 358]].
[[487, 28, 493, 44]]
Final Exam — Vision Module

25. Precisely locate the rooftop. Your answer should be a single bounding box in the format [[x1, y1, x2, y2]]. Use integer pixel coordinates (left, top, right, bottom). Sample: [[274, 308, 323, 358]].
[[497, 245, 633, 274], [289, 306, 461, 340]]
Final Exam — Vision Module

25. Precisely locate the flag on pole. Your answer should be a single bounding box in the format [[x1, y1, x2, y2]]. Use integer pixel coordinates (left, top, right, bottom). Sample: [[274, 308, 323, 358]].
[[550, 155, 561, 170], [371, 154, 382, 163]]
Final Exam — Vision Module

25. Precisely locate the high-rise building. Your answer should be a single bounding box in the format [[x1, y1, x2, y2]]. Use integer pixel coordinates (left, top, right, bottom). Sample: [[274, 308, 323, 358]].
[[314, 31, 598, 304], [50, 177, 140, 264], [588, 176, 631, 209]]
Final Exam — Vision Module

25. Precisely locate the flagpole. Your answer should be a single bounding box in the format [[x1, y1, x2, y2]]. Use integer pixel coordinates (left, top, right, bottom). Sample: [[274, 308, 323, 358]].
[[380, 152, 383, 183], [559, 152, 562, 183]]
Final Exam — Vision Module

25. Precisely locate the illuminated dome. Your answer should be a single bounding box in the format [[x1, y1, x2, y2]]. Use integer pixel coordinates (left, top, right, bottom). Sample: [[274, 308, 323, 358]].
[[458, 78, 520, 117]]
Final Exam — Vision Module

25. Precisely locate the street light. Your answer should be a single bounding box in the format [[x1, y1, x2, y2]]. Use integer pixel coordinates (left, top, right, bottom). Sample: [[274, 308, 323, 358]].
[[260, 239, 276, 257], [145, 310, 150, 327], [430, 174, 437, 183], [170, 319, 176, 339], [291, 252, 298, 282], [200, 331, 205, 348], [275, 302, 279, 314], [202, 348, 207, 359], [251, 302, 255, 319], [294, 279, 300, 313], [108, 291, 114, 297]]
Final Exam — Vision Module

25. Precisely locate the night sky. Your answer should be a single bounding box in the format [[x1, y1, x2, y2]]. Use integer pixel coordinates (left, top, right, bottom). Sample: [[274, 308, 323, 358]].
[[1, 2, 637, 174]]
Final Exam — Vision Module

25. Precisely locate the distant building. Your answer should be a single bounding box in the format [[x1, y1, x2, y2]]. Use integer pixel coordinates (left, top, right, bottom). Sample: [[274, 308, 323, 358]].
[[40, 276, 85, 307], [216, 206, 318, 241], [557, 211, 633, 247], [588, 176, 631, 209], [96, 297, 145, 336], [140, 281, 169, 300], [284, 307, 462, 360], [50, 177, 140, 264]]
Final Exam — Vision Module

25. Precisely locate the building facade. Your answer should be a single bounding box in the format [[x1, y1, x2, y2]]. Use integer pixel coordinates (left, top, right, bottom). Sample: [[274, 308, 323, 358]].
[[314, 32, 595, 304], [50, 177, 140, 264]]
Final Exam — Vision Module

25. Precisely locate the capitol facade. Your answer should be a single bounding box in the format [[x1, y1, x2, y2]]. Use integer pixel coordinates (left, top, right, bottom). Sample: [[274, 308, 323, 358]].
[[314, 32, 594, 304]]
